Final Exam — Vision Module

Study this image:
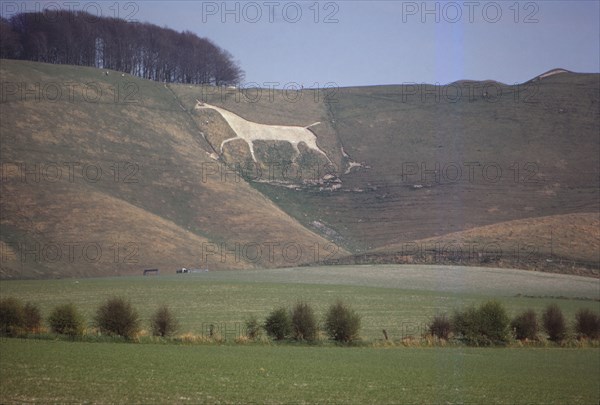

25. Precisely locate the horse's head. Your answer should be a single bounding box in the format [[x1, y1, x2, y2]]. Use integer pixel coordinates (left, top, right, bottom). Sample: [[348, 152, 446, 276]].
[[194, 99, 215, 110]]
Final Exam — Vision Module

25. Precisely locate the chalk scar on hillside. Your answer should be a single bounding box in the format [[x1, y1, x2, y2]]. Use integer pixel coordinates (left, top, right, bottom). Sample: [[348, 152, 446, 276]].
[[194, 100, 332, 164]]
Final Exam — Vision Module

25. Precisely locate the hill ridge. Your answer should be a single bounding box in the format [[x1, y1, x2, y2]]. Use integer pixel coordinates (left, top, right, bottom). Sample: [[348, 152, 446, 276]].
[[1, 60, 598, 278]]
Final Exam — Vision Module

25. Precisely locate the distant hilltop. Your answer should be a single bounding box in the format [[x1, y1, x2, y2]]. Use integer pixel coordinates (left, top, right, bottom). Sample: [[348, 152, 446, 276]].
[[447, 69, 575, 87], [532, 68, 573, 81]]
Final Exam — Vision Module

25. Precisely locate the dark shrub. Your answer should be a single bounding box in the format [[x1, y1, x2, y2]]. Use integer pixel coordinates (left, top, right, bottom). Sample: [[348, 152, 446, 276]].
[[150, 305, 178, 337], [511, 309, 538, 340], [574, 308, 600, 339], [0, 297, 25, 337], [244, 315, 262, 339], [451, 306, 480, 344], [477, 300, 510, 343], [95, 297, 140, 339], [542, 304, 567, 342], [452, 301, 509, 345], [23, 302, 42, 333], [429, 314, 451, 340], [48, 303, 84, 337], [324, 300, 361, 343], [291, 301, 318, 342], [264, 307, 291, 340]]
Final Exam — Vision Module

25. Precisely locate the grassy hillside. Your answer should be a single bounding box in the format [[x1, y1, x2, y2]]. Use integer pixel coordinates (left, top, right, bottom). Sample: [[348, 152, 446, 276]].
[[218, 74, 599, 270], [369, 212, 599, 275], [0, 60, 346, 278], [0, 60, 598, 278]]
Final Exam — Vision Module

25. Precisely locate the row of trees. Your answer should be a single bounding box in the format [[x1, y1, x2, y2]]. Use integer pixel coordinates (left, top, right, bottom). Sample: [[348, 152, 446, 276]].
[[0, 297, 361, 343], [0, 297, 176, 339], [429, 301, 600, 346], [259, 300, 362, 343], [2, 297, 598, 345], [0, 11, 243, 85]]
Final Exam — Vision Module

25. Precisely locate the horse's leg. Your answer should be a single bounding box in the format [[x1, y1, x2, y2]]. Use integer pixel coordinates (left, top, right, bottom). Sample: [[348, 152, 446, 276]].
[[304, 138, 333, 165], [290, 141, 301, 162], [247, 140, 258, 162], [221, 137, 257, 162], [220, 137, 239, 153]]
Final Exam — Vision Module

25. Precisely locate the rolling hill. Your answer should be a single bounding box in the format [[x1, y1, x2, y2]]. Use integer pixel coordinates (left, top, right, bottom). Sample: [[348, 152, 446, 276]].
[[0, 59, 598, 278], [0, 60, 347, 278]]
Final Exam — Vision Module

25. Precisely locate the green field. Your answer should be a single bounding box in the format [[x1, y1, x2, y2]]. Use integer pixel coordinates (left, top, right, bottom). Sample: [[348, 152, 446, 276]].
[[1, 339, 599, 404], [1, 265, 599, 403], [1, 265, 598, 341]]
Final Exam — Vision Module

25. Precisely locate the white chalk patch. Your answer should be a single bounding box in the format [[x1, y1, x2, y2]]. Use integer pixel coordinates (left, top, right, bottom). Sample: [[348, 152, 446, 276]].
[[195, 100, 331, 163]]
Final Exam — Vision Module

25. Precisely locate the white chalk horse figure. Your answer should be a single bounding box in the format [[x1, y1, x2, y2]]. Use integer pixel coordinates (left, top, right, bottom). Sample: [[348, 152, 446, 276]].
[[195, 100, 332, 164]]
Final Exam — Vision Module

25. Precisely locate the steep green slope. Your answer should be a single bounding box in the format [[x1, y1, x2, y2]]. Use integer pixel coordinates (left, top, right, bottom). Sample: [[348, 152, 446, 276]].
[[1, 60, 598, 278], [223, 75, 599, 267], [0, 60, 346, 278]]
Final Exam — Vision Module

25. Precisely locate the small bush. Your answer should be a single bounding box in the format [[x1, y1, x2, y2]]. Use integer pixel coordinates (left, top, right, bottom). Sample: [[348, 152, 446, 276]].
[[451, 306, 480, 344], [48, 303, 84, 337], [575, 308, 600, 339], [95, 297, 140, 339], [478, 301, 510, 343], [428, 314, 451, 340], [244, 315, 262, 340], [452, 301, 509, 345], [324, 300, 361, 343], [291, 301, 318, 342], [511, 309, 538, 340], [23, 302, 42, 333], [0, 298, 25, 337], [542, 304, 567, 342], [150, 305, 178, 337], [264, 307, 291, 340]]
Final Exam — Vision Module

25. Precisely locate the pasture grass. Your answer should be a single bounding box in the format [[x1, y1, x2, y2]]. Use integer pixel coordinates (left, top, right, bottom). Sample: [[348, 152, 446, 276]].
[[1, 266, 598, 341], [1, 266, 598, 403], [1, 338, 598, 404]]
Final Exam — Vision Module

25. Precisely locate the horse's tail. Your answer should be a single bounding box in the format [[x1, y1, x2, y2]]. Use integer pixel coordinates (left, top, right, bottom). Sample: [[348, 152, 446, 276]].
[[305, 122, 321, 129]]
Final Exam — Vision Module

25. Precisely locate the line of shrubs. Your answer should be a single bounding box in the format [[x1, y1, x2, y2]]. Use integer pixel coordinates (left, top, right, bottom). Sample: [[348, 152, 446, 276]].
[[0, 297, 177, 340], [428, 301, 600, 346], [0, 297, 361, 344], [2, 297, 598, 346], [259, 300, 361, 343]]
